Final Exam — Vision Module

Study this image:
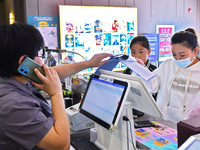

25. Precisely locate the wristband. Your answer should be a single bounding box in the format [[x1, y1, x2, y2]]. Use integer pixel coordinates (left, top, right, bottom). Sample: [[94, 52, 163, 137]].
[[50, 91, 62, 97]]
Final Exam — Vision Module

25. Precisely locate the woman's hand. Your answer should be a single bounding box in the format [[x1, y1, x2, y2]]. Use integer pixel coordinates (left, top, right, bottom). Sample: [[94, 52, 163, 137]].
[[33, 64, 62, 97], [134, 57, 145, 67], [87, 53, 113, 67]]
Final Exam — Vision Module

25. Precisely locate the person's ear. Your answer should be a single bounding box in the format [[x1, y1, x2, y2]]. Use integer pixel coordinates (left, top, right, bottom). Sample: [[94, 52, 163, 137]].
[[193, 47, 198, 56], [148, 48, 151, 55], [18, 55, 27, 65]]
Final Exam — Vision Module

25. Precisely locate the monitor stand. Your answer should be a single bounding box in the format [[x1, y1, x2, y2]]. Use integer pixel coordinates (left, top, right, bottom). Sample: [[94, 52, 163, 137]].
[[94, 102, 136, 150]]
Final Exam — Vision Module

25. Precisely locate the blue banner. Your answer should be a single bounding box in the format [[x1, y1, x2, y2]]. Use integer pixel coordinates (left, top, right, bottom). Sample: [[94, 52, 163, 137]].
[[143, 33, 159, 62]]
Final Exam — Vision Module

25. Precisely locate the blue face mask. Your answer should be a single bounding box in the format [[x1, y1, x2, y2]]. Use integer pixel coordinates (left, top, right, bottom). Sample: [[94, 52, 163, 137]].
[[174, 57, 194, 68]]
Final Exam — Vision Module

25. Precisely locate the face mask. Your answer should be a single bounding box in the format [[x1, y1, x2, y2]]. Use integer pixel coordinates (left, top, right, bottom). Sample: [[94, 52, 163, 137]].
[[174, 56, 194, 68]]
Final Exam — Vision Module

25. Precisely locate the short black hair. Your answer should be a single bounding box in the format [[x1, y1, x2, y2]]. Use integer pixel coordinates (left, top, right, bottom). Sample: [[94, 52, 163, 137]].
[[171, 31, 198, 51], [0, 22, 44, 78], [130, 35, 150, 50]]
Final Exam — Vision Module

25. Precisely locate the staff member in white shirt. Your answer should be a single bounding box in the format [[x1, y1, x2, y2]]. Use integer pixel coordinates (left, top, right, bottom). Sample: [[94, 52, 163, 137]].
[[135, 31, 200, 123]]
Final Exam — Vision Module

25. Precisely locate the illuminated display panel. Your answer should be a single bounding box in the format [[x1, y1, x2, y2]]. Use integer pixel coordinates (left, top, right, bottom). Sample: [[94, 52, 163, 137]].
[[59, 5, 137, 72]]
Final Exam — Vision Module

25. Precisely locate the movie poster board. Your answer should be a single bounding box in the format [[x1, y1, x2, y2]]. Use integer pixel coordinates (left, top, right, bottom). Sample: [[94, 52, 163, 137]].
[[59, 5, 137, 72], [156, 25, 175, 62], [27, 16, 59, 49]]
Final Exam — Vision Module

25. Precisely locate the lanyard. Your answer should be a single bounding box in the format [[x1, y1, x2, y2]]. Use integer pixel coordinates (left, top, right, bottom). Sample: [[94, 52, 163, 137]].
[[167, 68, 191, 113]]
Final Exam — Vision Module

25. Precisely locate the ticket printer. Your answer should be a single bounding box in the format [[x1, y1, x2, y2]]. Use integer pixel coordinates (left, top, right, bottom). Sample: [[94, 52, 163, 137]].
[[66, 103, 94, 131]]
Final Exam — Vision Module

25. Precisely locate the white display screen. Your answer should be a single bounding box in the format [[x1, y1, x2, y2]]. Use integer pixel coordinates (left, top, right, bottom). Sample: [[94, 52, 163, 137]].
[[79, 75, 128, 129], [81, 78, 124, 124], [59, 5, 137, 72]]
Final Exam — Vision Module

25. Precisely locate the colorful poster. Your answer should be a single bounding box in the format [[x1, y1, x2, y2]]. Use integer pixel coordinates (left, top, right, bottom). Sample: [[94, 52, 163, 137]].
[[120, 33, 127, 45], [135, 122, 178, 150], [66, 22, 74, 33], [143, 33, 159, 62], [37, 27, 57, 48], [127, 33, 134, 44], [95, 34, 103, 46], [127, 21, 134, 32], [65, 34, 74, 47], [27, 16, 59, 49], [94, 20, 103, 33], [156, 25, 175, 61], [112, 34, 120, 45], [84, 23, 93, 33], [120, 45, 128, 54], [103, 33, 111, 46], [75, 34, 84, 47], [112, 20, 119, 32]]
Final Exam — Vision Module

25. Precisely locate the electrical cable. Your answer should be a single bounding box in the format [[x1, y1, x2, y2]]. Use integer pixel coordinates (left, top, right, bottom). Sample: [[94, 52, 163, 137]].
[[123, 116, 129, 150], [123, 116, 137, 150], [126, 120, 129, 150], [129, 120, 137, 150]]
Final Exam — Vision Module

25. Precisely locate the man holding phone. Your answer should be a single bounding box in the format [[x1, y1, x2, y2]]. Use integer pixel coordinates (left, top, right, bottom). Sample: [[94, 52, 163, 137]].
[[0, 22, 112, 150]]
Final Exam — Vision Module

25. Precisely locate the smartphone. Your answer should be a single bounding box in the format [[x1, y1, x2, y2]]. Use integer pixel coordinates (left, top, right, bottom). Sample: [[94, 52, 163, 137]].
[[17, 57, 45, 84]]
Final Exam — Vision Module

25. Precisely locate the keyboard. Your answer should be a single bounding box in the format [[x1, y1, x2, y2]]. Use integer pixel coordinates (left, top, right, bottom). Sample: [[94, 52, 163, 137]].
[[134, 120, 155, 128], [71, 137, 101, 150]]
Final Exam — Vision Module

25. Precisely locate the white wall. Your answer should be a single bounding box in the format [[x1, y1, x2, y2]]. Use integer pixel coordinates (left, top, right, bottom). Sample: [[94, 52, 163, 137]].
[[25, 0, 200, 37]]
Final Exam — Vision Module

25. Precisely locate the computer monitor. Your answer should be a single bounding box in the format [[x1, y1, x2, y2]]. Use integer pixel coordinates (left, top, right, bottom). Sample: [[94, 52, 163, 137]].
[[79, 74, 130, 130], [79, 70, 163, 150], [99, 69, 164, 118], [79, 74, 135, 150]]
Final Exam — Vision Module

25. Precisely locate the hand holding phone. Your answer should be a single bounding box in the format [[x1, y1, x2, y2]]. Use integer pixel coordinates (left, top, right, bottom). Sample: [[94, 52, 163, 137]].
[[17, 57, 45, 84], [34, 64, 63, 97]]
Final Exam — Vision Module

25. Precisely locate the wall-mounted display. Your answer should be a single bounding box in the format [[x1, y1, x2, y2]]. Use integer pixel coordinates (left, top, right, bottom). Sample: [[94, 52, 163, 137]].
[[59, 5, 138, 72], [156, 25, 175, 62]]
